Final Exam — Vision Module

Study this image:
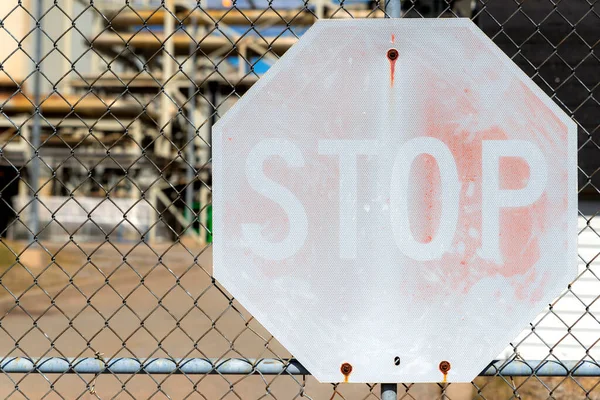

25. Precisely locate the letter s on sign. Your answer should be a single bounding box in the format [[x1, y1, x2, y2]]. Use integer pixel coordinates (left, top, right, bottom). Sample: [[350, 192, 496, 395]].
[[242, 139, 308, 261]]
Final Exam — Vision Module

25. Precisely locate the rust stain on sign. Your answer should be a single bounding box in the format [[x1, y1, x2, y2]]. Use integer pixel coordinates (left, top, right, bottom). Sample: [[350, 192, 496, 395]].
[[439, 360, 451, 383], [340, 362, 353, 383], [387, 48, 399, 87]]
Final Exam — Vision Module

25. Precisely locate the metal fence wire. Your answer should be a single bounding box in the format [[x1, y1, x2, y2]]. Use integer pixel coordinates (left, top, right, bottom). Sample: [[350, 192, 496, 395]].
[[0, 0, 596, 398]]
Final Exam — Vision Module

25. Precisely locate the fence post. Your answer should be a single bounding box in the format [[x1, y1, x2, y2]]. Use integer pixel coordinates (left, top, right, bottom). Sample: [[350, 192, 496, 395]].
[[30, 0, 43, 239], [186, 15, 197, 236]]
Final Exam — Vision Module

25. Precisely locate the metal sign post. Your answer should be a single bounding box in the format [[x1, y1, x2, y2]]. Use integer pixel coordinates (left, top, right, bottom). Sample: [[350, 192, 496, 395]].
[[381, 383, 398, 400], [382, 0, 400, 396], [386, 0, 401, 18]]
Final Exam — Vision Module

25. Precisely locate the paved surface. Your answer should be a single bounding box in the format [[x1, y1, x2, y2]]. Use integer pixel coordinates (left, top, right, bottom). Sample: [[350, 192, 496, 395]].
[[0, 240, 444, 398]]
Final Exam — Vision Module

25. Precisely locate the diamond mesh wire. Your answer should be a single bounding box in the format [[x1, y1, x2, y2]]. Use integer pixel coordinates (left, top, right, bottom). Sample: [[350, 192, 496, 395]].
[[0, 0, 596, 398]]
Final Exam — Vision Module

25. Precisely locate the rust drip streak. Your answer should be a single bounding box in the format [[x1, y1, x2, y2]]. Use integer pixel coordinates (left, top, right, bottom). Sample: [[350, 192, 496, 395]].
[[387, 49, 398, 88], [439, 360, 451, 383], [389, 35, 398, 87], [340, 362, 352, 383]]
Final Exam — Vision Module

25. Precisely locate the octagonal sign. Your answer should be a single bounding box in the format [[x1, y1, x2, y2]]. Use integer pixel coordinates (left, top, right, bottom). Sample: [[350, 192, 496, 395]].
[[212, 19, 577, 383]]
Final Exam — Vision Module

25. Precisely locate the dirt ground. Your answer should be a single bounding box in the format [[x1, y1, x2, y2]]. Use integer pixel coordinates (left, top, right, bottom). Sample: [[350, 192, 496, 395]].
[[0, 239, 596, 399]]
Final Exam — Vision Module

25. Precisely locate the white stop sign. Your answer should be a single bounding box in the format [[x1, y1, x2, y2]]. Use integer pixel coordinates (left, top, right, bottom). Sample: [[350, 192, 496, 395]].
[[212, 19, 577, 383]]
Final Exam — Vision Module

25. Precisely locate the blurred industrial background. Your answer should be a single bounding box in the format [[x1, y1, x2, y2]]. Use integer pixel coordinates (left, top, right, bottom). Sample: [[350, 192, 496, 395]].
[[0, 0, 597, 398], [0, 0, 596, 244]]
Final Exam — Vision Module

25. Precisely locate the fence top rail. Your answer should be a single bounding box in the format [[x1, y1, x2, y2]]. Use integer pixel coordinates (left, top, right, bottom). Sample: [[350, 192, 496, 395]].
[[1, 357, 598, 377]]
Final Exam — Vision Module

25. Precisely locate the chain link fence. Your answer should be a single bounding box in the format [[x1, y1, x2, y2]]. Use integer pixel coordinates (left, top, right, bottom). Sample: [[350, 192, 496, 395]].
[[0, 0, 596, 398]]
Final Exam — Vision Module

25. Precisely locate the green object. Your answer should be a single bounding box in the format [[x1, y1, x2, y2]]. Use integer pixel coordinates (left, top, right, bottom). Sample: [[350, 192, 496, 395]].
[[206, 205, 212, 243], [191, 201, 212, 242]]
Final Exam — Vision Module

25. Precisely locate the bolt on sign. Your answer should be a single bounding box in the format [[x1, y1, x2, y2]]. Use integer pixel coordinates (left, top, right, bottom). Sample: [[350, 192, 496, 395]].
[[212, 19, 577, 383]]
